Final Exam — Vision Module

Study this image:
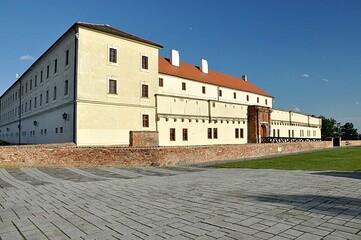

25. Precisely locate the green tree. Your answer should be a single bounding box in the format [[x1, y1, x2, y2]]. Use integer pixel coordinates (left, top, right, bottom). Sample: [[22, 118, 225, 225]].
[[320, 116, 340, 140], [341, 122, 359, 140]]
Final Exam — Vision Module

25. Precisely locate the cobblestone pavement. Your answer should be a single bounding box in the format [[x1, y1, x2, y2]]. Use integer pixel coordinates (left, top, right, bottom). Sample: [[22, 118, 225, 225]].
[[1, 167, 361, 240]]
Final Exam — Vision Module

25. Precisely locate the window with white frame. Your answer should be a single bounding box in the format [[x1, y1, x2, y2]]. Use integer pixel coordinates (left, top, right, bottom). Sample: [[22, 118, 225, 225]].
[[141, 83, 149, 98], [141, 55, 148, 70], [108, 79, 117, 94], [142, 114, 149, 128], [108, 47, 118, 64]]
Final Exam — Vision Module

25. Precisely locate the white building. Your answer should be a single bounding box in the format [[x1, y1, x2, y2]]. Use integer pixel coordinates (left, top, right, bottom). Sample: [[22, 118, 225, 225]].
[[0, 22, 321, 146]]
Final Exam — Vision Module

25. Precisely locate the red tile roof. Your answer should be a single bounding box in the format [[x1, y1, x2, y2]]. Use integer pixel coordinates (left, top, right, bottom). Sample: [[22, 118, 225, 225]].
[[158, 57, 273, 98]]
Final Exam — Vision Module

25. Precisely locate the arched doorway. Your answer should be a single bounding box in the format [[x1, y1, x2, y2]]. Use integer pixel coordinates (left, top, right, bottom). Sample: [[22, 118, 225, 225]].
[[260, 124, 267, 142]]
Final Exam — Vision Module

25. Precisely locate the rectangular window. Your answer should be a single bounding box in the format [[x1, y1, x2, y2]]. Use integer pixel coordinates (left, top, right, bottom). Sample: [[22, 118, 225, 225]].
[[141, 55, 148, 70], [34, 97, 37, 108], [54, 59, 57, 74], [170, 128, 176, 141], [142, 114, 149, 128], [182, 128, 188, 141], [108, 79, 117, 94], [213, 128, 218, 139], [55, 128, 58, 134], [277, 129, 280, 137], [233, 92, 236, 99], [46, 90, 49, 103], [53, 86, 57, 100], [273, 129, 276, 137], [182, 82, 186, 90], [65, 49, 69, 66], [40, 70, 43, 83], [208, 128, 212, 139], [25, 83, 28, 93], [247, 95, 249, 101], [159, 78, 163, 87], [202, 86, 206, 94], [40, 94, 43, 106], [64, 80, 69, 95], [257, 97, 259, 103], [235, 129, 239, 138], [219, 89, 222, 97], [46, 65, 49, 79], [30, 79, 32, 91], [109, 48, 117, 63], [265, 99, 268, 105], [240, 128, 244, 138], [141, 84, 149, 98], [60, 127, 63, 133], [34, 75, 37, 87], [25, 102, 27, 112], [29, 100, 32, 110]]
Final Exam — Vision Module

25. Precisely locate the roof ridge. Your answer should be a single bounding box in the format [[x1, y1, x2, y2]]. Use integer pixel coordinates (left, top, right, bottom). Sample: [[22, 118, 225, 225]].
[[76, 21, 109, 27]]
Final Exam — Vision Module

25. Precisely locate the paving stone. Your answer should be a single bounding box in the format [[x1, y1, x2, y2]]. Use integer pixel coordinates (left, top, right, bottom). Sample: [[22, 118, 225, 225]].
[[295, 232, 323, 240], [269, 236, 290, 240], [0, 167, 361, 239], [264, 223, 292, 235], [253, 231, 275, 239], [283, 228, 304, 237]]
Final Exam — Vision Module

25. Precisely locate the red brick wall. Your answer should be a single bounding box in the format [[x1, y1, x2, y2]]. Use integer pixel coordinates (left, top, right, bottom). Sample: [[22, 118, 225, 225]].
[[0, 141, 342, 168], [248, 105, 271, 143], [129, 131, 159, 147]]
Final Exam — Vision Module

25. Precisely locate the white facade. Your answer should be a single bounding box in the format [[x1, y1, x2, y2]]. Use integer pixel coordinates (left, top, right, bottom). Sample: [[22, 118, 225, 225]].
[[0, 22, 322, 146], [270, 109, 322, 139], [0, 31, 75, 144]]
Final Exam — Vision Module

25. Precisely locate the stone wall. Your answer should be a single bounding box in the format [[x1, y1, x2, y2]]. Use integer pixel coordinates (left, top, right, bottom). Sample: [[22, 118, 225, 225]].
[[129, 131, 159, 147], [0, 141, 342, 168], [341, 140, 361, 147]]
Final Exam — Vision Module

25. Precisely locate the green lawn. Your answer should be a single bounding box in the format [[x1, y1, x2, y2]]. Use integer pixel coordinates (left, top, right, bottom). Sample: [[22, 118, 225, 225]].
[[209, 147, 361, 171]]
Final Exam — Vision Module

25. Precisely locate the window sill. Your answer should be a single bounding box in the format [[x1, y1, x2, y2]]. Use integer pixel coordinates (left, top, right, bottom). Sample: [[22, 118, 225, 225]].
[[107, 62, 118, 67], [107, 93, 118, 98]]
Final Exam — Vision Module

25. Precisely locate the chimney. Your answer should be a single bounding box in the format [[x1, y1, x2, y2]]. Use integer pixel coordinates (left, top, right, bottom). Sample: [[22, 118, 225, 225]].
[[200, 59, 208, 74], [170, 49, 180, 67], [242, 75, 247, 81]]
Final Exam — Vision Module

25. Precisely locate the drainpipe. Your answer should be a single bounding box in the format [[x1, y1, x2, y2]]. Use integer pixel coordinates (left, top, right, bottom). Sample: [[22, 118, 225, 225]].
[[208, 100, 212, 121], [18, 77, 22, 145], [155, 94, 158, 132], [256, 109, 259, 143], [72, 26, 79, 145]]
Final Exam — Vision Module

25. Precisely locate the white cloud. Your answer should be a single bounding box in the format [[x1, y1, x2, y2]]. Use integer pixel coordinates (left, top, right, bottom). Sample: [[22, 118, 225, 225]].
[[321, 78, 329, 82], [19, 55, 35, 61], [291, 106, 300, 112], [302, 74, 309, 78], [356, 102, 360, 105], [189, 26, 193, 31]]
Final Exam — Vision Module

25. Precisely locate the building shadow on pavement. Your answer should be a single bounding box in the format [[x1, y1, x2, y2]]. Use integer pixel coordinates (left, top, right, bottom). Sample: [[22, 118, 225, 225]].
[[249, 194, 361, 217], [311, 171, 361, 180]]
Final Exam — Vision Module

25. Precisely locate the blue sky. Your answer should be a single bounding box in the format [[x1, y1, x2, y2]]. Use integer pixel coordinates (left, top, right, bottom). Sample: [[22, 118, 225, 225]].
[[1, 0, 361, 131]]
